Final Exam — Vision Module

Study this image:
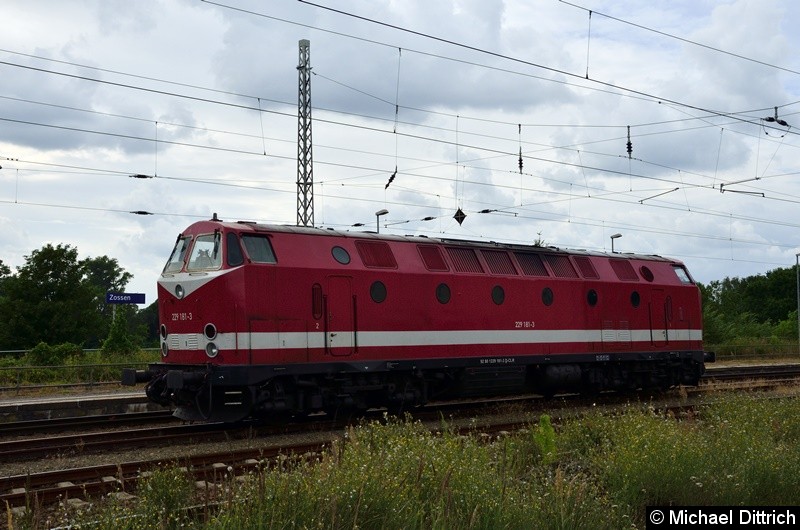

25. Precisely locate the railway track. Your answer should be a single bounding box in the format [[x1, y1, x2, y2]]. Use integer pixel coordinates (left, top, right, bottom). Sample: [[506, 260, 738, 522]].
[[0, 409, 176, 437], [0, 362, 797, 464], [702, 363, 800, 381], [0, 397, 542, 464], [1, 362, 798, 511], [0, 441, 328, 509], [0, 392, 770, 511]]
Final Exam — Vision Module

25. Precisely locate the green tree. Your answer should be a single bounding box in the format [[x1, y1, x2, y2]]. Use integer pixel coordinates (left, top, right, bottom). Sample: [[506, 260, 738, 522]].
[[102, 305, 139, 354], [0, 244, 132, 350], [774, 310, 799, 341], [699, 266, 799, 346], [703, 268, 797, 325], [0, 259, 12, 349], [81, 255, 133, 346], [133, 301, 160, 347]]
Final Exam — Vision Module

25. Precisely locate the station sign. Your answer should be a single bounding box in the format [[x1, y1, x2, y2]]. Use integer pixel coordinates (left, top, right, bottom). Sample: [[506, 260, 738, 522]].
[[105, 292, 146, 305]]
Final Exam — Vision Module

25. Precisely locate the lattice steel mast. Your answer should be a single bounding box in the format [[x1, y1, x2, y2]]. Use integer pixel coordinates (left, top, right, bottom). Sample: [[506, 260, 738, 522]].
[[297, 39, 314, 227]]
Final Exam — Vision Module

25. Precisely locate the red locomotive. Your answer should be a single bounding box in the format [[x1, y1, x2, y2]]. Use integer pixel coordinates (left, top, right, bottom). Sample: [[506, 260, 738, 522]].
[[123, 215, 713, 422]]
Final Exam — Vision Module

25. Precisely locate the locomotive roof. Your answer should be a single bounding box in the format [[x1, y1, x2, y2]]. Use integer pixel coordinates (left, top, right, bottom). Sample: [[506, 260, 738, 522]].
[[197, 219, 680, 264]]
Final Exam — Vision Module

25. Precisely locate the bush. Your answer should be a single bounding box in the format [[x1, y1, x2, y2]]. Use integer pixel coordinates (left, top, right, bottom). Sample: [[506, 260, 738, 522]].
[[24, 341, 83, 366]]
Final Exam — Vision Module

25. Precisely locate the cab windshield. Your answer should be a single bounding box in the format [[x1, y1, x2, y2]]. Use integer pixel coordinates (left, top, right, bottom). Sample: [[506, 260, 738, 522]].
[[187, 233, 222, 271], [672, 265, 694, 284], [163, 236, 192, 273]]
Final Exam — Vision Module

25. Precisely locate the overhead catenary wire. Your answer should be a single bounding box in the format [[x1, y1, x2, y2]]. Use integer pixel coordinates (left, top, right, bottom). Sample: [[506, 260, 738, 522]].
[[293, 0, 800, 135], [559, 0, 800, 77], [2, 4, 799, 278]]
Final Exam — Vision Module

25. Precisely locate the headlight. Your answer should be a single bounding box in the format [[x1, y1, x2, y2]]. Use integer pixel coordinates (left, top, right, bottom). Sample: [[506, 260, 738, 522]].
[[204, 323, 217, 340], [161, 342, 169, 357], [175, 284, 185, 299], [205, 342, 219, 358]]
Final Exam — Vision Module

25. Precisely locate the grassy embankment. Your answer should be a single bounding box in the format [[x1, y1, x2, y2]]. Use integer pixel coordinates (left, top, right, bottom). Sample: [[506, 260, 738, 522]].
[[30, 392, 800, 530]]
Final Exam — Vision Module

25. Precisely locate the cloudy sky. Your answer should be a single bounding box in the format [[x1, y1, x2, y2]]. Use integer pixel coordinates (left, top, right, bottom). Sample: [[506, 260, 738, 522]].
[[2, 0, 800, 305]]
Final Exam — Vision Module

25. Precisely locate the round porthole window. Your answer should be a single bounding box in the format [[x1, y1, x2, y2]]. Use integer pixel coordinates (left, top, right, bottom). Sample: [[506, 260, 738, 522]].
[[640, 265, 654, 282], [492, 285, 505, 305], [631, 291, 641, 308], [332, 246, 351, 265], [370, 281, 387, 303], [436, 283, 451, 304], [587, 289, 598, 307], [542, 287, 554, 306]]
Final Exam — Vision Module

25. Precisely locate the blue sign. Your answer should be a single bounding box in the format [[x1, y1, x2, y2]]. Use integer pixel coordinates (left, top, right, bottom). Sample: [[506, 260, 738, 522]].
[[106, 292, 146, 305]]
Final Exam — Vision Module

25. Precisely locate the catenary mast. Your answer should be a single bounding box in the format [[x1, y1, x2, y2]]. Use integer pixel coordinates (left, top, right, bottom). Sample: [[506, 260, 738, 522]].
[[297, 39, 314, 227]]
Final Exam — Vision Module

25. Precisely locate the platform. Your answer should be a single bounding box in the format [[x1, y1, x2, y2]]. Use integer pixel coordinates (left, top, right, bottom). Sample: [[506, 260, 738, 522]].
[[0, 389, 167, 422]]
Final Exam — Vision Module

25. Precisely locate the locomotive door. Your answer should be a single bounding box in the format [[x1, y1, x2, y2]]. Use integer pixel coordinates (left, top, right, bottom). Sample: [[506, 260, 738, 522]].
[[326, 276, 356, 356], [649, 289, 669, 346]]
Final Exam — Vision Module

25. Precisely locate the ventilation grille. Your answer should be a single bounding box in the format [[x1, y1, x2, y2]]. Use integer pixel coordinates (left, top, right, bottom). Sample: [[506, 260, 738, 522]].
[[481, 250, 517, 275], [355, 241, 397, 268], [573, 256, 599, 279], [514, 252, 549, 276], [446, 247, 484, 273], [544, 255, 578, 278], [610, 259, 639, 281], [170, 334, 199, 350], [417, 245, 449, 271]]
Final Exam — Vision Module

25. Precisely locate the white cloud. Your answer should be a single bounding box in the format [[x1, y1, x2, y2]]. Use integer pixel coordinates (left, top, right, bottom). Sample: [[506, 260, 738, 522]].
[[1, 0, 799, 308]]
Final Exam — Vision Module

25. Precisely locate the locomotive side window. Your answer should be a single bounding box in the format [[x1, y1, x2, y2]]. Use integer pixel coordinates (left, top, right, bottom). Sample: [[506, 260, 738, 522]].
[[631, 291, 641, 307], [436, 283, 451, 304], [587, 289, 598, 306], [242, 235, 277, 263], [492, 285, 505, 305], [331, 246, 351, 265], [370, 281, 387, 303], [312, 284, 323, 319], [542, 287, 554, 306], [163, 235, 192, 273], [226, 232, 244, 267], [187, 234, 222, 271]]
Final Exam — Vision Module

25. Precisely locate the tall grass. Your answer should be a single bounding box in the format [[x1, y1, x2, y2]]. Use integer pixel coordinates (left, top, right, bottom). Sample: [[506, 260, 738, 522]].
[[40, 394, 800, 530], [207, 416, 626, 530], [560, 396, 800, 509]]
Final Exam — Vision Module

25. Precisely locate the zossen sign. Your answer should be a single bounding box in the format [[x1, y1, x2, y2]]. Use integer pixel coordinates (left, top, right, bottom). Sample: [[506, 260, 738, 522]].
[[105, 292, 146, 305]]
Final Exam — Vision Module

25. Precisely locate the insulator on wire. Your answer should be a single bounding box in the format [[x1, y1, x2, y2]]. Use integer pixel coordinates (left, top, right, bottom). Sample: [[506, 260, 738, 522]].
[[518, 147, 523, 174], [626, 126, 633, 158], [385, 167, 397, 189]]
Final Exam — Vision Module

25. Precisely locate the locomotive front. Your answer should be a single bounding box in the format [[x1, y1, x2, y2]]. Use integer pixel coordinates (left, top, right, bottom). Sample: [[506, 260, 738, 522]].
[[122, 217, 265, 421]]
